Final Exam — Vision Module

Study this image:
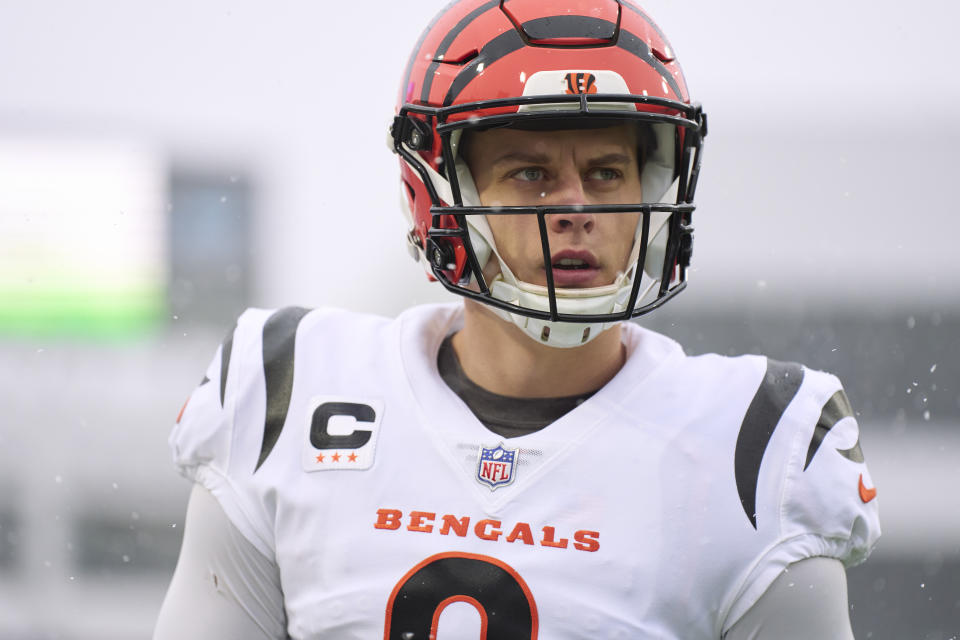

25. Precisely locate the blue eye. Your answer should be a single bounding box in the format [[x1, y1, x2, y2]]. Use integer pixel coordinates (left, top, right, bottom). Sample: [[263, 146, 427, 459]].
[[515, 168, 544, 181], [588, 168, 621, 181]]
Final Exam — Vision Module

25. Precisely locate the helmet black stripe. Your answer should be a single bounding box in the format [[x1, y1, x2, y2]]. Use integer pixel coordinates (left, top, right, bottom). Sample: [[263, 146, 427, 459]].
[[399, 3, 449, 104], [619, 1, 671, 53], [617, 27, 683, 98], [408, 0, 501, 104], [443, 28, 526, 106], [443, 19, 682, 106], [515, 13, 619, 43]]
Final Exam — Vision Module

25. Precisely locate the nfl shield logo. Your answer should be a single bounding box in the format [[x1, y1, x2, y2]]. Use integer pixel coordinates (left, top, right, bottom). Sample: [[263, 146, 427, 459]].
[[476, 444, 518, 490]]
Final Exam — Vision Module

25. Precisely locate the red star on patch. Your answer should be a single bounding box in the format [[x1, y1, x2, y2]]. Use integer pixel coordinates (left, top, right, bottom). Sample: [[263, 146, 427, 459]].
[[348, 452, 358, 462], [315, 454, 325, 463], [331, 452, 341, 462]]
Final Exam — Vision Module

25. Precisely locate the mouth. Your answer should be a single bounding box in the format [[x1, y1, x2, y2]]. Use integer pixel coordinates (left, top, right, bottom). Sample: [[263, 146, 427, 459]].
[[553, 257, 592, 270], [549, 250, 598, 269], [545, 250, 601, 287]]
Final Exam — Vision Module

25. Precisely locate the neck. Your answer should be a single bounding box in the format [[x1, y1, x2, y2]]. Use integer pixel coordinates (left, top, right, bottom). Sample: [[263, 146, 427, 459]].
[[451, 300, 626, 398]]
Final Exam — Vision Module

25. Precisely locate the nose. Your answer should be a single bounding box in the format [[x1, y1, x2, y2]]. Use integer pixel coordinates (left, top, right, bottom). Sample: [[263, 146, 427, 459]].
[[544, 170, 595, 234], [548, 210, 595, 234]]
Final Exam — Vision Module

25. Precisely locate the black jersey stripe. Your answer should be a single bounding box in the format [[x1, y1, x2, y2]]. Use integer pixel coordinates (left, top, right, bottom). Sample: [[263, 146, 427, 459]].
[[443, 20, 682, 106], [803, 389, 856, 470], [837, 438, 865, 464], [255, 306, 311, 472], [735, 359, 805, 529], [219, 321, 236, 408], [415, 0, 501, 103]]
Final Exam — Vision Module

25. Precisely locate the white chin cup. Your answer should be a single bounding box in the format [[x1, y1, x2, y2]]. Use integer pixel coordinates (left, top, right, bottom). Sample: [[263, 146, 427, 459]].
[[486, 266, 661, 348], [488, 279, 620, 348]]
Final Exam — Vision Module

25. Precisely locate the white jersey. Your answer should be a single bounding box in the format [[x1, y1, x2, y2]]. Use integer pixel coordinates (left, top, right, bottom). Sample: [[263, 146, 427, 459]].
[[170, 303, 880, 639]]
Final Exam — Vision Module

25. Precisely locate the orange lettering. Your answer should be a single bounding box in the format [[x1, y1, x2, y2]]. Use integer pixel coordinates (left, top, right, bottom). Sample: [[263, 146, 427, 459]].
[[374, 509, 402, 530], [407, 511, 435, 533], [439, 514, 470, 537], [376, 508, 598, 553], [474, 519, 503, 541], [505, 522, 534, 546], [540, 526, 568, 549], [573, 530, 600, 552]]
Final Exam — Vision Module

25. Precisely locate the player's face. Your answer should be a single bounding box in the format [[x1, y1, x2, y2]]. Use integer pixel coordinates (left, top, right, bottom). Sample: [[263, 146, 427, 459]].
[[463, 124, 643, 289]]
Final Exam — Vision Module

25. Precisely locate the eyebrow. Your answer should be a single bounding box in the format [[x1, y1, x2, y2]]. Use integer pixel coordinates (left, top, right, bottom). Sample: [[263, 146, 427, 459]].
[[491, 151, 551, 166], [584, 152, 634, 167], [491, 151, 634, 167]]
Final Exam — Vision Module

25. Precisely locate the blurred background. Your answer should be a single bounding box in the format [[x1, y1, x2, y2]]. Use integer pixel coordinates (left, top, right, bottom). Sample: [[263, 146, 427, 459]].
[[0, 0, 957, 638]]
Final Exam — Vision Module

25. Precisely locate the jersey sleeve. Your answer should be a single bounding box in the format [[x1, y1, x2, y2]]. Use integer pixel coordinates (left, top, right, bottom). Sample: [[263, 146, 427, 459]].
[[724, 365, 881, 631], [723, 557, 854, 640], [168, 308, 279, 559], [153, 485, 287, 640], [778, 370, 880, 567]]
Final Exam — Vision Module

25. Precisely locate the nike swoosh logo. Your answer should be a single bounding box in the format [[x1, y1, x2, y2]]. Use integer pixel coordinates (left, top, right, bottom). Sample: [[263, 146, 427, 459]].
[[858, 474, 877, 503], [176, 396, 190, 424]]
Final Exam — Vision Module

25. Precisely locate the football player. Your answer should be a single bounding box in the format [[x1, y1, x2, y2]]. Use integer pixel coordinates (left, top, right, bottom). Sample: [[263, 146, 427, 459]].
[[154, 1, 880, 638]]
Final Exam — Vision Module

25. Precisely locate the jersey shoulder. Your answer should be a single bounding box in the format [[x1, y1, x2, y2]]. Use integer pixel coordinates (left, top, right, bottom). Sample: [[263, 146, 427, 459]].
[[171, 304, 400, 468], [672, 352, 879, 547], [168, 305, 400, 553], [605, 345, 879, 636], [768, 361, 880, 562], [697, 355, 881, 633]]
